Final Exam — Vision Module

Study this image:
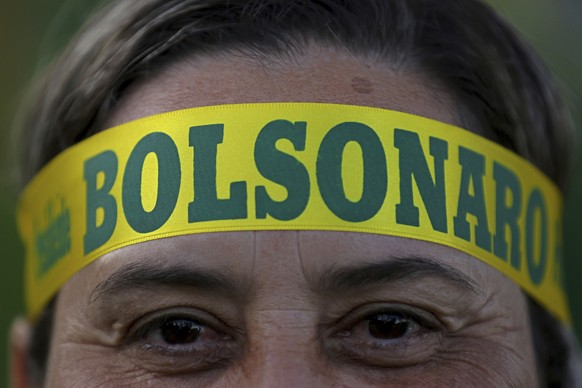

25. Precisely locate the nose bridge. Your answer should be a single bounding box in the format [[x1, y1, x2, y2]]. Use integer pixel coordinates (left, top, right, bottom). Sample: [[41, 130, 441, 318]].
[[238, 232, 333, 386], [242, 309, 330, 388]]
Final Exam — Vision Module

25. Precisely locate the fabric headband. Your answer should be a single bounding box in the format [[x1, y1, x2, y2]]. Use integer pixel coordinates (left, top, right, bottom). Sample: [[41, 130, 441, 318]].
[[17, 103, 569, 324]]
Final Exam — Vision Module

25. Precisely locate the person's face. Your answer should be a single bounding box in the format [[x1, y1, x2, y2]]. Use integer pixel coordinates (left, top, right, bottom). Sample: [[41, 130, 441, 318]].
[[41, 48, 537, 387]]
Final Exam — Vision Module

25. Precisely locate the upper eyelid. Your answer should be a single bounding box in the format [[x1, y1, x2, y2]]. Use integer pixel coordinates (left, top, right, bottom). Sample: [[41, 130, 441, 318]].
[[129, 316, 201, 342], [329, 303, 444, 334], [127, 309, 218, 341]]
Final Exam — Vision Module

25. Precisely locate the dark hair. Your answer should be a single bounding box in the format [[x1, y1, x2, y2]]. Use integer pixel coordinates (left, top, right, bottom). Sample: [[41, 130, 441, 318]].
[[18, 0, 576, 386]]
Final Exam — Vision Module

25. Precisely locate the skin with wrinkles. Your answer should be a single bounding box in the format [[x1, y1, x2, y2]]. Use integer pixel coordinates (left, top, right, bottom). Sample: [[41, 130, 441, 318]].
[[37, 47, 537, 387]]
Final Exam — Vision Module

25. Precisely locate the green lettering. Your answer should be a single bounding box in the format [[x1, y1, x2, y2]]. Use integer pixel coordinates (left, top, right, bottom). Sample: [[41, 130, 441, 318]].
[[122, 132, 181, 233], [83, 150, 118, 254], [255, 120, 309, 220], [188, 124, 247, 222], [36, 199, 71, 275], [317, 122, 387, 222], [525, 189, 548, 285], [394, 129, 448, 232], [453, 147, 492, 251], [493, 162, 522, 269]]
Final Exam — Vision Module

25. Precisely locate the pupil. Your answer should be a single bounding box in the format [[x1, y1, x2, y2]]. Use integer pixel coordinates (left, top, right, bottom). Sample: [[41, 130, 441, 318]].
[[160, 319, 202, 345], [368, 313, 409, 340]]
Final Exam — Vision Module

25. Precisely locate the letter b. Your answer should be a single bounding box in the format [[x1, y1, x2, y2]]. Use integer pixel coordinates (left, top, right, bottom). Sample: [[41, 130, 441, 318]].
[[84, 150, 118, 254]]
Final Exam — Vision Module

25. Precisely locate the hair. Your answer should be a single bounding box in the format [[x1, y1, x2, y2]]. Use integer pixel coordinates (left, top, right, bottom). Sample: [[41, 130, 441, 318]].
[[16, 0, 578, 386]]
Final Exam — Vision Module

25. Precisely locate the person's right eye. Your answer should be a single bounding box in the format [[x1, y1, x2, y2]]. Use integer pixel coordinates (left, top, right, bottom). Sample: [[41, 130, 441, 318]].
[[125, 308, 241, 373], [139, 316, 226, 349]]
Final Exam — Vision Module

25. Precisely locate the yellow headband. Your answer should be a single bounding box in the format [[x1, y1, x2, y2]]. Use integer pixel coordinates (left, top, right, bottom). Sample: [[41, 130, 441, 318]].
[[17, 103, 568, 323]]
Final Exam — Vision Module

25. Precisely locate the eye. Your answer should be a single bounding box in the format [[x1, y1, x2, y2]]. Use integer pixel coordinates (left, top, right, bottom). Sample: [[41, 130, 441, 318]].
[[146, 317, 216, 347], [133, 314, 233, 351], [125, 309, 241, 373], [339, 310, 424, 344], [366, 312, 411, 340], [160, 318, 200, 344], [328, 304, 442, 367]]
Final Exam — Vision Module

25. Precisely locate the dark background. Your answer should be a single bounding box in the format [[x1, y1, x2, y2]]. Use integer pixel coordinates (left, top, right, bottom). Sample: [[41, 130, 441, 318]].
[[1, 0, 581, 385]]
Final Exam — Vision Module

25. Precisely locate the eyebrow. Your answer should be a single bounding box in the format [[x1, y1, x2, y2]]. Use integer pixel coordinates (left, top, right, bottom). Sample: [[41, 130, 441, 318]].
[[316, 257, 479, 295], [89, 262, 242, 304], [89, 256, 479, 305]]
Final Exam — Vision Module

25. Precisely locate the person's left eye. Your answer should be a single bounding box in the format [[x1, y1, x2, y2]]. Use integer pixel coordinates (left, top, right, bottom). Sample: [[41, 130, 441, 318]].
[[326, 303, 443, 368]]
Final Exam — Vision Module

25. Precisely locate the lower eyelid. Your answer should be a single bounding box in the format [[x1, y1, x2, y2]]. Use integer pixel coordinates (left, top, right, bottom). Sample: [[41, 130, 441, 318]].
[[124, 334, 242, 374], [139, 339, 235, 356], [326, 331, 442, 368]]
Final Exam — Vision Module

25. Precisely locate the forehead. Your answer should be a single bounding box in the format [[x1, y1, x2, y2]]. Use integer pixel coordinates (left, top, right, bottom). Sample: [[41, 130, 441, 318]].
[[104, 46, 462, 130]]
